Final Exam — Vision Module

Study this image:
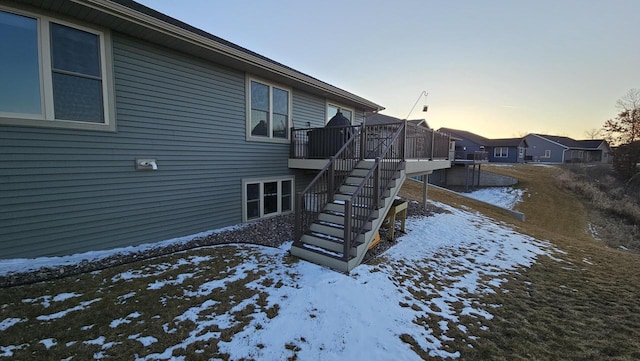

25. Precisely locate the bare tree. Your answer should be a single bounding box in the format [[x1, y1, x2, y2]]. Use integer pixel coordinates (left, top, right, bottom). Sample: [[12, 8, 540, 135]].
[[603, 88, 640, 146], [616, 88, 640, 112], [584, 128, 602, 139]]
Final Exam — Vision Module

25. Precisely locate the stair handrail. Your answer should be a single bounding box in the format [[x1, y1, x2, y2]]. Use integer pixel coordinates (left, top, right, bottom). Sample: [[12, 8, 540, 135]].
[[293, 125, 362, 245], [343, 123, 406, 259]]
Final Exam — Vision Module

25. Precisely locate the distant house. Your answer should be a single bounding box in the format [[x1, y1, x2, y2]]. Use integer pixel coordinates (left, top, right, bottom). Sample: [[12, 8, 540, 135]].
[[438, 128, 527, 163], [364, 113, 429, 128], [524, 134, 611, 163], [1, 0, 451, 272]]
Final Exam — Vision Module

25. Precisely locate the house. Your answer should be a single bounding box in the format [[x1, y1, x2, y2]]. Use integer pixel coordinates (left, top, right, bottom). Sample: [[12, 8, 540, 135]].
[[438, 128, 527, 163], [0, 0, 451, 272], [524, 134, 611, 163]]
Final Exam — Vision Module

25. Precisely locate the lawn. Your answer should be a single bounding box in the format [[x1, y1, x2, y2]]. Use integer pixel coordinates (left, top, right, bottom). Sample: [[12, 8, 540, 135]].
[[1, 164, 639, 360]]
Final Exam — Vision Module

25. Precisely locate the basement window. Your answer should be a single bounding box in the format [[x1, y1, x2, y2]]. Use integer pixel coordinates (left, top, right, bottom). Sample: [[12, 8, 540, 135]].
[[243, 177, 293, 221]]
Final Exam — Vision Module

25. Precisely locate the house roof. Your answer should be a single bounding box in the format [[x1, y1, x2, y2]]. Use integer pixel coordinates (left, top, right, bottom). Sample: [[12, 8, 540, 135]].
[[438, 128, 490, 146], [529, 134, 607, 150], [487, 138, 528, 148], [364, 113, 429, 127], [15, 0, 383, 112], [438, 128, 527, 148]]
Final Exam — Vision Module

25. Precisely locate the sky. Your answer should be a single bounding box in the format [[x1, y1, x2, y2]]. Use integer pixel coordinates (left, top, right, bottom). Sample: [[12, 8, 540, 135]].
[[135, 0, 640, 140]]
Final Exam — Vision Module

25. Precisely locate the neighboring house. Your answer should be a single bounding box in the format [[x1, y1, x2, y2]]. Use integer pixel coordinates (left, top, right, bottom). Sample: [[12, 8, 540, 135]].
[[364, 113, 429, 128], [438, 128, 527, 163], [524, 134, 611, 163], [0, 0, 450, 272]]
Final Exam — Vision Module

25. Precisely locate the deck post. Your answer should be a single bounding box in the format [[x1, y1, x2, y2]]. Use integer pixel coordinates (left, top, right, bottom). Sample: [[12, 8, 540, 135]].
[[359, 125, 366, 160], [343, 199, 352, 261], [423, 173, 429, 210], [328, 156, 335, 202], [294, 192, 303, 244]]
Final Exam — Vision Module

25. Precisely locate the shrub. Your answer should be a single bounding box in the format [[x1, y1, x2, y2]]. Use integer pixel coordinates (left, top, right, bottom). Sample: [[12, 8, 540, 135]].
[[558, 164, 640, 251], [612, 141, 640, 182]]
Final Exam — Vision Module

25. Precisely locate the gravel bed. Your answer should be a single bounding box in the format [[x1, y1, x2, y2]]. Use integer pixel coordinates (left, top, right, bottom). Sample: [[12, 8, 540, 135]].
[[1, 198, 442, 288]]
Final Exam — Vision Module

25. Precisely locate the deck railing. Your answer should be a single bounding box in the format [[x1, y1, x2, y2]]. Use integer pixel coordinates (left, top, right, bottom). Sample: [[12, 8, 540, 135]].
[[404, 123, 451, 160], [293, 127, 361, 243], [343, 123, 405, 260], [291, 122, 450, 161]]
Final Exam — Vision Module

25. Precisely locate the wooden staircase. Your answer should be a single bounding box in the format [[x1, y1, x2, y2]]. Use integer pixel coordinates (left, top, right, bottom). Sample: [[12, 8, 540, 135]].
[[290, 160, 407, 272]]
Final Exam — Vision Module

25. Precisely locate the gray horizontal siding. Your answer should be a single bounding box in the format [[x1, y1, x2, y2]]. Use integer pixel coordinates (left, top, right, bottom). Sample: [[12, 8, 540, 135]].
[[0, 33, 300, 259], [292, 91, 325, 128]]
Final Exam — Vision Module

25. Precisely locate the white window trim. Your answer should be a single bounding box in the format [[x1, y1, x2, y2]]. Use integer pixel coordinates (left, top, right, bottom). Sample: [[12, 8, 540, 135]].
[[494, 147, 508, 158], [544, 150, 552, 158], [242, 176, 294, 222], [245, 76, 292, 144], [326, 101, 354, 124], [0, 5, 116, 132]]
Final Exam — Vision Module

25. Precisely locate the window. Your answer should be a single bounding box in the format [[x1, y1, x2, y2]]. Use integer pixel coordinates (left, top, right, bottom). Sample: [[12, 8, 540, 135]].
[[326, 102, 353, 124], [0, 7, 114, 131], [494, 147, 508, 158], [544, 150, 551, 158], [243, 177, 293, 221], [247, 77, 290, 142], [518, 147, 525, 158]]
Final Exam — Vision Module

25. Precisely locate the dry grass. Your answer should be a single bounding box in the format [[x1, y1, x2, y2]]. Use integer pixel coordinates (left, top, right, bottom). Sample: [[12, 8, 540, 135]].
[[400, 164, 640, 360], [554, 164, 640, 251]]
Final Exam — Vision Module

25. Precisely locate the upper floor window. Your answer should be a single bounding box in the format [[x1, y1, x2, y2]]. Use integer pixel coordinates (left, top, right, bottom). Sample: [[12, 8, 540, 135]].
[[327, 103, 353, 124], [247, 77, 290, 142], [544, 150, 551, 158], [0, 8, 114, 131], [494, 147, 508, 158]]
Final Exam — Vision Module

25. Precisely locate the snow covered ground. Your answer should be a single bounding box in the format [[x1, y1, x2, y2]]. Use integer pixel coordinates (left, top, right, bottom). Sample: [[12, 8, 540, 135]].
[[465, 187, 525, 210], [0, 196, 560, 360]]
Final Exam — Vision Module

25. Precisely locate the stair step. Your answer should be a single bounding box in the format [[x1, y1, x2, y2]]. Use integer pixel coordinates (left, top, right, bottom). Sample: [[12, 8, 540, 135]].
[[310, 221, 371, 239], [310, 222, 344, 238], [325, 202, 380, 218], [318, 212, 372, 228], [301, 232, 362, 256], [290, 244, 359, 273]]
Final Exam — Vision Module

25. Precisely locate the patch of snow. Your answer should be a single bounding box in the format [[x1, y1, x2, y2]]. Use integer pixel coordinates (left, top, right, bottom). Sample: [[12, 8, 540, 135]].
[[466, 187, 524, 209], [83, 336, 106, 346], [110, 312, 142, 328], [129, 334, 158, 347], [582, 258, 594, 265], [36, 298, 101, 321], [0, 317, 26, 331], [147, 273, 195, 290], [0, 344, 28, 357], [39, 338, 57, 349], [116, 292, 137, 304], [22, 292, 81, 308], [215, 201, 558, 361]]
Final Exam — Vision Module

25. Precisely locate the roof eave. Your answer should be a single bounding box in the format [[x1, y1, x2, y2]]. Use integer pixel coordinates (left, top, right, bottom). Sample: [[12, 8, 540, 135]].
[[73, 0, 384, 112]]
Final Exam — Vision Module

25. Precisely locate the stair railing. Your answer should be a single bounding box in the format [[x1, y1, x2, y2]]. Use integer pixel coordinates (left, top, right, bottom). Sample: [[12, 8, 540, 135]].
[[293, 126, 362, 245], [343, 122, 406, 260]]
